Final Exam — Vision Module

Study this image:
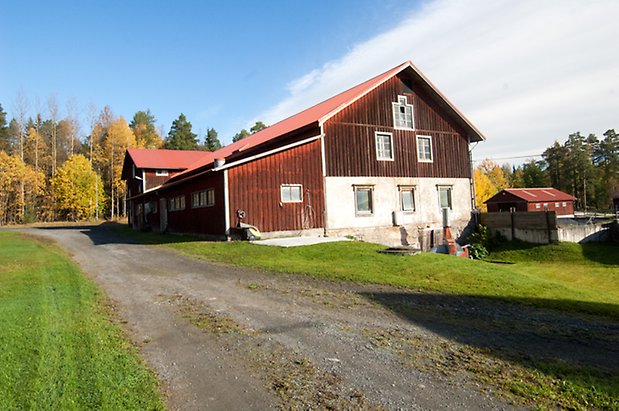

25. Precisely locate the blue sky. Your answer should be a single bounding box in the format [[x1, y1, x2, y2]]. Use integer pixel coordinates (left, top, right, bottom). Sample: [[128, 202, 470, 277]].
[[1, 0, 618, 162]]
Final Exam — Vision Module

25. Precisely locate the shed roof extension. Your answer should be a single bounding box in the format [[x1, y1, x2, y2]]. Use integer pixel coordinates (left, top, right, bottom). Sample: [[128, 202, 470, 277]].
[[172, 60, 485, 181], [121, 148, 214, 179], [485, 188, 576, 204]]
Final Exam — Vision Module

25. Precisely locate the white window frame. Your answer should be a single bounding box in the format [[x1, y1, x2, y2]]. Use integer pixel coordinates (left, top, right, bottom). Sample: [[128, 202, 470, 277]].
[[535, 203, 541, 209], [280, 184, 303, 203], [392, 95, 414, 130], [354, 185, 374, 216], [155, 169, 169, 176], [398, 186, 416, 212], [375, 131, 394, 161], [417, 135, 433, 163], [437, 185, 452, 210]]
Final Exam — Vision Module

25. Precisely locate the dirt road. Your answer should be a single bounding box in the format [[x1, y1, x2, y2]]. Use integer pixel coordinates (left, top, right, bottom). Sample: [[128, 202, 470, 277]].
[[19, 224, 591, 410]]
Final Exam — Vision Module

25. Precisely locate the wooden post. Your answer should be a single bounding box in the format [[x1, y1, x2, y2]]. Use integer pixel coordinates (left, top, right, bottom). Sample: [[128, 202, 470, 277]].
[[510, 211, 515, 241]]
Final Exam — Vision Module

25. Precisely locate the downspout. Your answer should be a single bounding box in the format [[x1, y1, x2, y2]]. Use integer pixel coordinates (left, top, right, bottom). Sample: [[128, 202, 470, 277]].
[[223, 169, 230, 238], [319, 124, 328, 236], [468, 136, 478, 210]]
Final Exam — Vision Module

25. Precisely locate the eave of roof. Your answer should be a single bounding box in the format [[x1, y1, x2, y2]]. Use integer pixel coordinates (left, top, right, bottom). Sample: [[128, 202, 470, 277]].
[[167, 60, 485, 184]]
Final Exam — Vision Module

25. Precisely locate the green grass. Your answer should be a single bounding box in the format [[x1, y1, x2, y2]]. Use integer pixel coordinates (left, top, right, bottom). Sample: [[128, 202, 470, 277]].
[[139, 230, 619, 319], [0, 231, 164, 410], [111, 225, 619, 409]]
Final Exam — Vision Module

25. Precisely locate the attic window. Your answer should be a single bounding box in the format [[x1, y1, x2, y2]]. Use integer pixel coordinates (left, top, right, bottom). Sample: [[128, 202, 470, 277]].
[[155, 169, 169, 176], [392, 95, 413, 129]]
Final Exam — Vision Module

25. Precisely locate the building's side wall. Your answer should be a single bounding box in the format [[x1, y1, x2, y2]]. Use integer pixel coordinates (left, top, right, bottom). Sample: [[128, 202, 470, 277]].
[[325, 176, 471, 247], [527, 200, 574, 215], [324, 74, 470, 179], [138, 171, 226, 236], [228, 139, 324, 233], [143, 169, 183, 190]]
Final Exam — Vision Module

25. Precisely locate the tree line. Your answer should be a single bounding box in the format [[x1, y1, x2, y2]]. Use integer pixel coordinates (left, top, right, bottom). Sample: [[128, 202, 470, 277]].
[[0, 97, 267, 225], [475, 129, 618, 212]]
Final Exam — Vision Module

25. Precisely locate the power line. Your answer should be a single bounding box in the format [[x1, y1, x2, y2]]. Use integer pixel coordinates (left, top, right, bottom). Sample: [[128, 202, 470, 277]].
[[472, 154, 543, 163]]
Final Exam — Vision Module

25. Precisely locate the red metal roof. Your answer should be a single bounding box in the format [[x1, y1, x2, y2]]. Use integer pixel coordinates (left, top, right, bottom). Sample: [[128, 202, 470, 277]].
[[489, 188, 576, 203], [126, 148, 213, 170], [174, 60, 485, 179]]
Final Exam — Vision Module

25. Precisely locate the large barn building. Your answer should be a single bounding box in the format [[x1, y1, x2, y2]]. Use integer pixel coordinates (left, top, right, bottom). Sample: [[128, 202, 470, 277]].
[[122, 61, 485, 247]]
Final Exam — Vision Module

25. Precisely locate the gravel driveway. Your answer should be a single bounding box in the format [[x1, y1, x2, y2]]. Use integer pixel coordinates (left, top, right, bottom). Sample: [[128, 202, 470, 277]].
[[19, 224, 618, 410]]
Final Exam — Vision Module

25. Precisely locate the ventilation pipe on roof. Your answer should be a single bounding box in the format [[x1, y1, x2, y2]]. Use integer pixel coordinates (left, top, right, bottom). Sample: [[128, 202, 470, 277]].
[[214, 158, 225, 168]]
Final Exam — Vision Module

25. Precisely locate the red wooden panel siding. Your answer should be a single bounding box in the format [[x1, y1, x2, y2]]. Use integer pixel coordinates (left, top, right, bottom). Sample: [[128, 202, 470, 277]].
[[160, 172, 227, 235], [324, 74, 470, 178], [228, 139, 324, 233]]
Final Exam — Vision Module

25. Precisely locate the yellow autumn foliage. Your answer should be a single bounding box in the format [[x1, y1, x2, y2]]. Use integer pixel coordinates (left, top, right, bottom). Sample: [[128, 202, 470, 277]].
[[474, 160, 509, 211], [0, 150, 45, 224], [51, 154, 105, 221]]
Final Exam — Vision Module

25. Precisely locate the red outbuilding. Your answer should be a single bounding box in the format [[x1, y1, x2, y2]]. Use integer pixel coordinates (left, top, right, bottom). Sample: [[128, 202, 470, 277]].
[[484, 188, 576, 216]]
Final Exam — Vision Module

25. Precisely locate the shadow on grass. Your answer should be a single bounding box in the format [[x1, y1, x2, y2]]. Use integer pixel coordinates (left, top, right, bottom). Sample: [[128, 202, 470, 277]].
[[488, 239, 619, 266], [361, 290, 619, 402]]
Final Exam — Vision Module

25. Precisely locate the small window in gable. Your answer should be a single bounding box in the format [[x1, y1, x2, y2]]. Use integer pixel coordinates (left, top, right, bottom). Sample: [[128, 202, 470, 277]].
[[281, 184, 302, 203], [156, 169, 169, 176], [375, 132, 394, 161], [392, 95, 413, 129], [417, 135, 433, 162]]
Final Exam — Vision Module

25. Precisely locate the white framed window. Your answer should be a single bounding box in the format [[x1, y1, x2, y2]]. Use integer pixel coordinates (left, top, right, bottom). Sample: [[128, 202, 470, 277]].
[[555, 202, 560, 208], [392, 95, 414, 129], [437, 186, 452, 210], [535, 203, 541, 209], [399, 186, 416, 212], [192, 189, 215, 208], [417, 135, 433, 162], [155, 169, 169, 176], [375, 132, 394, 161], [354, 185, 374, 216], [169, 195, 185, 211], [280, 184, 303, 203], [562, 202, 567, 207]]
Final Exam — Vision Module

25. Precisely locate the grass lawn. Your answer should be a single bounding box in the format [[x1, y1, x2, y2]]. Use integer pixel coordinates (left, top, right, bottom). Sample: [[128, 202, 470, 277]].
[[114, 225, 619, 409], [133, 229, 619, 319], [0, 231, 163, 410]]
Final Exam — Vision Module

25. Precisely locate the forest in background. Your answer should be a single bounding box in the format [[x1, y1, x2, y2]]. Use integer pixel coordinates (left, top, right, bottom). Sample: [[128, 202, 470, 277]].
[[0, 94, 616, 225], [0, 95, 267, 225], [474, 129, 618, 212]]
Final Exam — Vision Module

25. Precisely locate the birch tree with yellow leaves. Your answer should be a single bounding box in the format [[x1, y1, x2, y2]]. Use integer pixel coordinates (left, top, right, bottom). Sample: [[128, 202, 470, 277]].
[[52, 155, 104, 221], [474, 160, 509, 211], [0, 151, 45, 225]]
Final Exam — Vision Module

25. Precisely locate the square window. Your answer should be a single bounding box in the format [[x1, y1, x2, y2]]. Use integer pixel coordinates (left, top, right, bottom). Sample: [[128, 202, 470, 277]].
[[281, 185, 302, 203], [354, 186, 373, 215], [536, 203, 541, 209], [437, 186, 452, 210], [417, 135, 433, 162], [375, 132, 394, 161], [399, 187, 415, 211], [392, 95, 414, 129]]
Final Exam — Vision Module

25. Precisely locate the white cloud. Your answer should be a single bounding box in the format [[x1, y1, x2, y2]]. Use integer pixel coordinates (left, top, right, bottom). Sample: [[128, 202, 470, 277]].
[[258, 0, 619, 163]]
